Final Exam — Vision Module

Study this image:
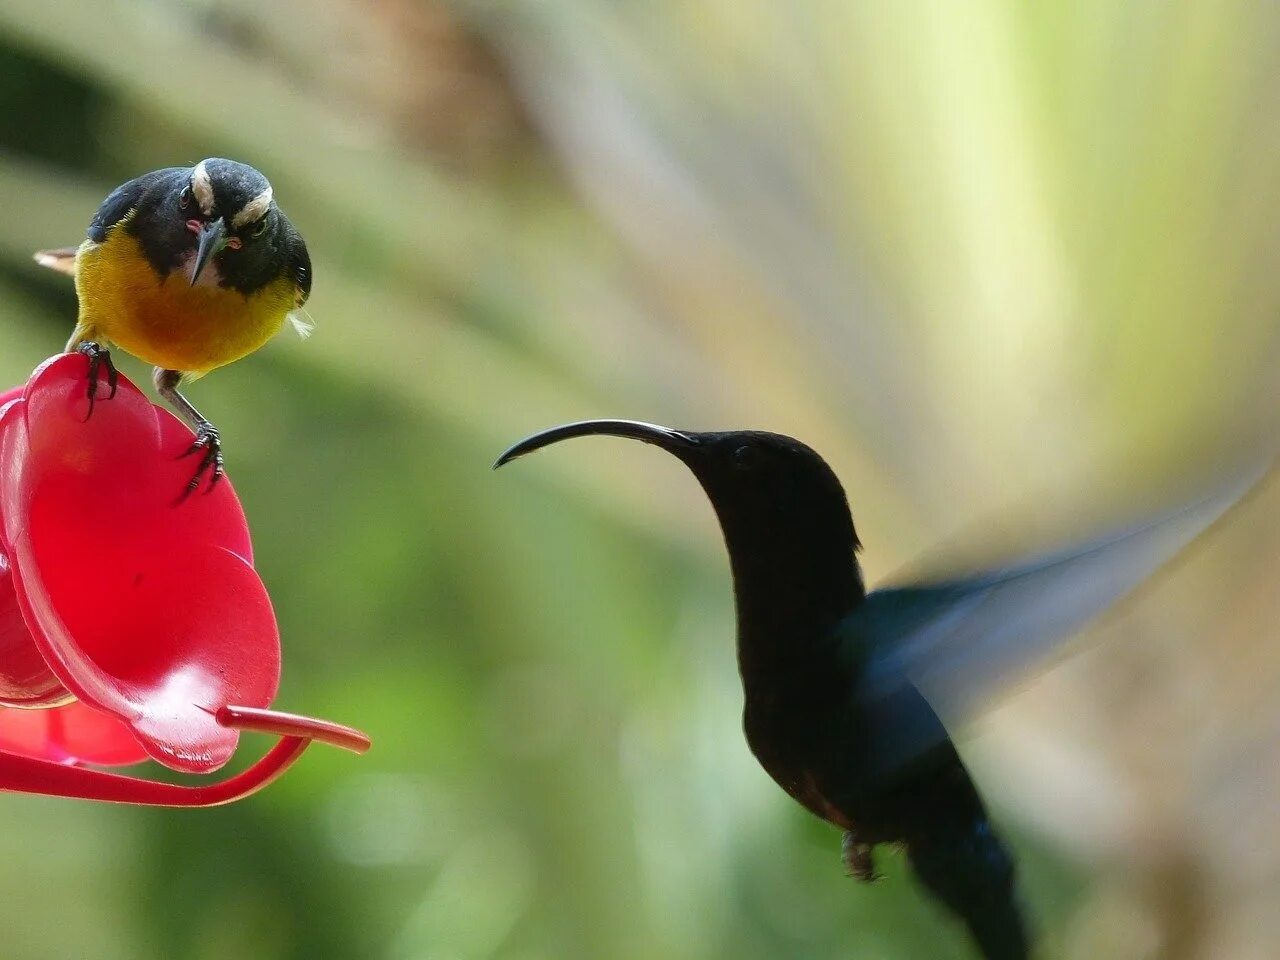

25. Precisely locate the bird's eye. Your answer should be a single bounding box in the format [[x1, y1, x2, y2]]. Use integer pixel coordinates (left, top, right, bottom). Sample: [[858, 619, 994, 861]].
[[179, 185, 192, 209], [732, 445, 764, 470], [250, 218, 268, 239]]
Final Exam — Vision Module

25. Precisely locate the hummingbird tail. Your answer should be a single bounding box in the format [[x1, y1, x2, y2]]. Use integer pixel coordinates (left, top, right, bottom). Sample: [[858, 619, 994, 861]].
[[906, 818, 1030, 960]]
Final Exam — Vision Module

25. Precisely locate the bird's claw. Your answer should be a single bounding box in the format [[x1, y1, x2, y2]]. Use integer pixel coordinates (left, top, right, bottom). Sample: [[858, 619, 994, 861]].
[[842, 832, 880, 883], [76, 341, 118, 421], [178, 422, 225, 499]]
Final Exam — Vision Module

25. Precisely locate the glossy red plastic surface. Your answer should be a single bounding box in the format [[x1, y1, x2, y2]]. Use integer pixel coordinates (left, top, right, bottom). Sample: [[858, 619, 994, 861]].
[[0, 551, 67, 706], [0, 699, 149, 765], [0, 355, 277, 772], [0, 355, 369, 802], [218, 704, 373, 753], [0, 386, 67, 706], [0, 706, 368, 806]]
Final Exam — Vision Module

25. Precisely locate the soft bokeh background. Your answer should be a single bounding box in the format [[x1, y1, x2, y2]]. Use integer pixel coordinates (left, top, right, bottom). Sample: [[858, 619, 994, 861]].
[[1, 2, 1280, 958]]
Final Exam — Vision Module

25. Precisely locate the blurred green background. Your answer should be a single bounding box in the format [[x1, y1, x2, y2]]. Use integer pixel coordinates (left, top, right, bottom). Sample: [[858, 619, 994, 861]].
[[2, 2, 1280, 958]]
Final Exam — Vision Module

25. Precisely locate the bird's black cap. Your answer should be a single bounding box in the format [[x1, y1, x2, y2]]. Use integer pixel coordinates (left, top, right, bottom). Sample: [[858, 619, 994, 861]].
[[189, 158, 274, 224], [89, 159, 311, 299]]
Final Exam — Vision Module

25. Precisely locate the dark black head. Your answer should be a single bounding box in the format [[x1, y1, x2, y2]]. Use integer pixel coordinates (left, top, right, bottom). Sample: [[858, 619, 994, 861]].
[[109, 158, 310, 300], [496, 420, 866, 641]]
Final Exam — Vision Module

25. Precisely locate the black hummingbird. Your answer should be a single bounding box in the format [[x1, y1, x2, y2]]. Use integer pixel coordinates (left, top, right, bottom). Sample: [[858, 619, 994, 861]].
[[495, 420, 1264, 959]]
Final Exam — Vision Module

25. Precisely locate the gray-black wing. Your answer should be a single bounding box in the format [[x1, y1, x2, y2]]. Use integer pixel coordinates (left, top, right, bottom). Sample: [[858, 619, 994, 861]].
[[86, 167, 184, 243], [839, 456, 1269, 763]]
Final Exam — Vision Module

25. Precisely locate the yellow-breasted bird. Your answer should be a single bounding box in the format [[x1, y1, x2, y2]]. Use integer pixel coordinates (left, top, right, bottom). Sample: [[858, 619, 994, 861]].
[[35, 158, 312, 493]]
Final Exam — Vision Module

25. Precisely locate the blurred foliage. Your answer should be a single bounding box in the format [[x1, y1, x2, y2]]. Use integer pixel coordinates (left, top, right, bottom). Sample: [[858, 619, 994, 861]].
[[1, 1, 1280, 958]]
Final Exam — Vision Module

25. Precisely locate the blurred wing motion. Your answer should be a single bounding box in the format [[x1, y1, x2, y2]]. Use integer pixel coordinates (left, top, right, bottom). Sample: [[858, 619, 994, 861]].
[[32, 247, 79, 277], [848, 457, 1272, 729]]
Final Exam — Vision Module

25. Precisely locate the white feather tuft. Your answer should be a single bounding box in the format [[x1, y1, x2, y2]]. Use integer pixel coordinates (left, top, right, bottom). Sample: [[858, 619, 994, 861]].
[[288, 309, 316, 339]]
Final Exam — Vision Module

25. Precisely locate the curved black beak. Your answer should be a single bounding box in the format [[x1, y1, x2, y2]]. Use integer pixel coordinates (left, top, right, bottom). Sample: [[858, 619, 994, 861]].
[[190, 218, 228, 285], [494, 419, 698, 469]]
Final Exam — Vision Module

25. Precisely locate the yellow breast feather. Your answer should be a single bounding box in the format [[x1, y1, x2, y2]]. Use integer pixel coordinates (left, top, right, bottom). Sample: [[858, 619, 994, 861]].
[[73, 227, 297, 375]]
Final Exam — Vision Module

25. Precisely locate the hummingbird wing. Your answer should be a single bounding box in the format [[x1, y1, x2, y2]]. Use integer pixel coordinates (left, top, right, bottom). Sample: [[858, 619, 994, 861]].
[[843, 457, 1270, 734]]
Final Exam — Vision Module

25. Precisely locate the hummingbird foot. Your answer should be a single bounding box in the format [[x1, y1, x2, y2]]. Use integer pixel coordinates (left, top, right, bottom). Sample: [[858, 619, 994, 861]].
[[842, 831, 880, 883], [76, 341, 118, 421], [179, 421, 225, 498]]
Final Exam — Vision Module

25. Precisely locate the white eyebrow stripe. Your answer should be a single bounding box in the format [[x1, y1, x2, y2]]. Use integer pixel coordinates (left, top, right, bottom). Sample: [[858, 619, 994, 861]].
[[231, 186, 274, 228], [191, 161, 215, 215]]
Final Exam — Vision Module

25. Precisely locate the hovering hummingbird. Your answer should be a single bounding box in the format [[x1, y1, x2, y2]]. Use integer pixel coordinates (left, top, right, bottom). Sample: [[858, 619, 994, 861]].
[[496, 419, 1265, 959]]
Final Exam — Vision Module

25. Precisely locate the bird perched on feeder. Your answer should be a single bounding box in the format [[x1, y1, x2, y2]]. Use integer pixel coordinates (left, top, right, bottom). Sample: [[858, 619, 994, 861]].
[[495, 419, 1264, 960], [34, 158, 313, 494]]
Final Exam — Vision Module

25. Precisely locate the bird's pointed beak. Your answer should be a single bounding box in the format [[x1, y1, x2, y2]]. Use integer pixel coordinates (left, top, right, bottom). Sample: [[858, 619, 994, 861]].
[[190, 219, 228, 286], [494, 419, 698, 469]]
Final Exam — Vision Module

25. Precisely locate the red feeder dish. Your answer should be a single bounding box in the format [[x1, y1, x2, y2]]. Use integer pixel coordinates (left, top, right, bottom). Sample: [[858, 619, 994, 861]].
[[0, 354, 368, 805]]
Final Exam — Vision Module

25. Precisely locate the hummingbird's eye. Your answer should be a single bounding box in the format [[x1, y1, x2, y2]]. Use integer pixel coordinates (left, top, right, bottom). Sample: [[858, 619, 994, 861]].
[[732, 445, 764, 470], [249, 218, 268, 239], [179, 185, 192, 209]]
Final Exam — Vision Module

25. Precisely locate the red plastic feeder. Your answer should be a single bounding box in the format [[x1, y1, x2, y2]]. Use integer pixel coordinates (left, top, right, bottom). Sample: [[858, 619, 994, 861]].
[[0, 354, 368, 806]]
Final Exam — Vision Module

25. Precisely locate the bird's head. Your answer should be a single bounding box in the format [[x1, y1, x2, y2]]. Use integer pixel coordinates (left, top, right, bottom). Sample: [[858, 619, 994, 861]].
[[496, 420, 865, 627], [180, 158, 282, 288], [128, 158, 309, 300]]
